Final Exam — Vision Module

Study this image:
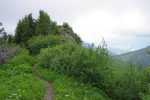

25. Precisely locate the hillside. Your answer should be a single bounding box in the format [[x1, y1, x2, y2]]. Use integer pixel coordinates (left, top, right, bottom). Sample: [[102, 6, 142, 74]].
[[116, 46, 150, 67], [1, 10, 150, 100]]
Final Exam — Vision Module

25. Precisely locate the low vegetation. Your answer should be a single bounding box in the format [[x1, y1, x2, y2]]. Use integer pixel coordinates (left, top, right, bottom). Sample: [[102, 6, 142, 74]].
[[36, 66, 108, 100], [0, 48, 45, 100], [1, 10, 150, 100], [27, 35, 61, 54], [37, 42, 150, 100], [37, 43, 113, 93]]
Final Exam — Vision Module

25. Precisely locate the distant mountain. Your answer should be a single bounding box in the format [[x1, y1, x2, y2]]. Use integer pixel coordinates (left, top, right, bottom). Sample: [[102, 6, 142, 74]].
[[82, 42, 117, 56], [110, 48, 130, 55], [108, 51, 117, 56], [115, 46, 150, 67], [82, 42, 91, 48]]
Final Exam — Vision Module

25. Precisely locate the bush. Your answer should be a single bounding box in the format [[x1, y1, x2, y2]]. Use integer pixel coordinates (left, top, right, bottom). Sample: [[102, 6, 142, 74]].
[[6, 48, 34, 66], [111, 65, 149, 100], [37, 43, 113, 92], [27, 35, 61, 54], [36, 66, 109, 100], [7, 55, 34, 66], [15, 47, 29, 55]]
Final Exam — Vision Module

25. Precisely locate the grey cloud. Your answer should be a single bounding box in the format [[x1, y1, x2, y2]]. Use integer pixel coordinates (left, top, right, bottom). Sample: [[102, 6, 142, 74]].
[[1, 0, 150, 53], [1, 0, 150, 34], [113, 32, 150, 38]]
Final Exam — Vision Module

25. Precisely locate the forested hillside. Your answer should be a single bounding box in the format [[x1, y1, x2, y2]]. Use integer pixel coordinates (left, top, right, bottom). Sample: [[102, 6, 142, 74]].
[[0, 10, 150, 100]]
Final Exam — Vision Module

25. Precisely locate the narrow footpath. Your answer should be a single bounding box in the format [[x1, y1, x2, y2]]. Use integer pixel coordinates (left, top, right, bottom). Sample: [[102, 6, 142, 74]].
[[32, 65, 55, 100]]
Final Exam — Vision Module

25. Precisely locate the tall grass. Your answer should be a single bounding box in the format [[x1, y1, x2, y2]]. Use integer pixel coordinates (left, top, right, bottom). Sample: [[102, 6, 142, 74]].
[[36, 66, 109, 100], [0, 48, 45, 100]]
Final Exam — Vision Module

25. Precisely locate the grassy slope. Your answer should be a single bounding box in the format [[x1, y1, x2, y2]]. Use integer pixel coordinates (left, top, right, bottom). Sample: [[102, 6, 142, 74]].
[[0, 47, 110, 100], [0, 49, 45, 100], [36, 66, 109, 100]]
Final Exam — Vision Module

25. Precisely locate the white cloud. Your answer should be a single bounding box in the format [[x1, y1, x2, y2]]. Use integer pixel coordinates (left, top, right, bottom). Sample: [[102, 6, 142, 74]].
[[73, 9, 148, 36], [1, 0, 150, 54], [72, 9, 149, 51]]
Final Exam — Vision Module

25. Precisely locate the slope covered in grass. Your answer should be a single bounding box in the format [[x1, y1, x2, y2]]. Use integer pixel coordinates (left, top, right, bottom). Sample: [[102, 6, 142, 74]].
[[36, 66, 109, 100], [0, 48, 45, 100]]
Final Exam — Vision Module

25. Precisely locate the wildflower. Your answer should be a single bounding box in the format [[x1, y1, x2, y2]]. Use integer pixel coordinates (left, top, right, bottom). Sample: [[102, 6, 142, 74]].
[[12, 94, 17, 95], [65, 94, 69, 97], [9, 96, 12, 98]]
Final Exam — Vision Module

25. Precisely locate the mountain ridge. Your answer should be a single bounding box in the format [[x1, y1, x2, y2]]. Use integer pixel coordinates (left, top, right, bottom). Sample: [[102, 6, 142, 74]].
[[115, 46, 150, 67]]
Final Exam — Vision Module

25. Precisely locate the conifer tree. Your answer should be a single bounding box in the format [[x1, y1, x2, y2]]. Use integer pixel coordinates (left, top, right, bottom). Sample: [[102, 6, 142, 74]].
[[7, 34, 13, 44], [0, 22, 8, 44], [35, 10, 52, 35], [14, 14, 36, 45]]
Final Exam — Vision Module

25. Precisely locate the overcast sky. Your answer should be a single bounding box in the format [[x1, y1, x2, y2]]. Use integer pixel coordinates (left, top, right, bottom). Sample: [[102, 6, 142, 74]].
[[1, 0, 150, 54]]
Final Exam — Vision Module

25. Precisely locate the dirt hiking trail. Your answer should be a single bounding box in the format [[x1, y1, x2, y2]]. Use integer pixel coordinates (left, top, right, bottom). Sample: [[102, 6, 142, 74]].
[[32, 65, 55, 100]]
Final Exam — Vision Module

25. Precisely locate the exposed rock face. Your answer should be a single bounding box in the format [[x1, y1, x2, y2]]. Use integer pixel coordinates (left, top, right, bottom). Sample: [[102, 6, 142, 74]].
[[58, 26, 82, 44], [0, 45, 15, 65]]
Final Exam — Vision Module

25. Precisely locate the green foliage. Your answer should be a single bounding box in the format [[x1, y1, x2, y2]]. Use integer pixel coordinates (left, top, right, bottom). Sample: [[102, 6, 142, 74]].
[[36, 66, 108, 100], [37, 43, 113, 92], [0, 65, 44, 100], [35, 10, 52, 36], [14, 10, 82, 47], [111, 59, 129, 75], [6, 48, 34, 66], [37, 42, 150, 100], [27, 35, 61, 54], [7, 54, 34, 66], [14, 14, 36, 46], [0, 22, 8, 44], [0, 22, 5, 35], [0, 48, 45, 100], [7, 34, 13, 44], [15, 47, 30, 55], [110, 62, 150, 100], [35, 10, 59, 36], [11, 10, 150, 100]]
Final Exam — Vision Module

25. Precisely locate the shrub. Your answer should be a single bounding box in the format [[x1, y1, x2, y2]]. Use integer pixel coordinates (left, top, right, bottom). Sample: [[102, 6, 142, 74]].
[[27, 35, 61, 54], [6, 48, 35, 66], [36, 66, 109, 100], [37, 43, 113, 92], [111, 65, 149, 100], [7, 55, 34, 66], [15, 47, 29, 55]]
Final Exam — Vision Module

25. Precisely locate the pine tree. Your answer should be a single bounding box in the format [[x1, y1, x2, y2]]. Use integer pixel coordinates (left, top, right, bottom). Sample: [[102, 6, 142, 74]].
[[35, 10, 52, 35], [14, 14, 36, 46], [0, 22, 8, 44], [50, 21, 59, 34], [3, 32, 7, 42], [0, 22, 4, 35], [7, 34, 13, 44]]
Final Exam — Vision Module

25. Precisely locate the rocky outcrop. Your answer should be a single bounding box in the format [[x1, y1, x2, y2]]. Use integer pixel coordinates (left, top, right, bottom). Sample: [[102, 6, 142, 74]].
[[0, 45, 15, 65]]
